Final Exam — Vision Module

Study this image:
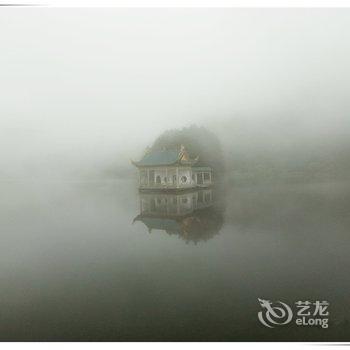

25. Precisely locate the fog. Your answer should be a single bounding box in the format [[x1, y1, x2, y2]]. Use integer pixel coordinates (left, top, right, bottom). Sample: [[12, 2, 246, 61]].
[[1, 8, 350, 179], [1, 9, 350, 341]]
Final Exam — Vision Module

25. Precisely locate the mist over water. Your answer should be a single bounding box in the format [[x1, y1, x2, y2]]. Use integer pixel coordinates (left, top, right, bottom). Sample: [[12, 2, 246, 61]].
[[0, 179, 349, 341], [0, 8, 350, 180], [0, 8, 349, 341]]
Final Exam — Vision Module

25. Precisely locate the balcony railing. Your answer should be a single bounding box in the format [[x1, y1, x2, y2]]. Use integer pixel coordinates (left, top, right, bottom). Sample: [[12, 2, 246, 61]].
[[139, 182, 196, 189]]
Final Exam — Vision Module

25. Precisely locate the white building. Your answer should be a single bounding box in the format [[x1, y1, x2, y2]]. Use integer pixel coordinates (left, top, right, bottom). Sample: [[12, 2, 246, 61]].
[[132, 145, 212, 191]]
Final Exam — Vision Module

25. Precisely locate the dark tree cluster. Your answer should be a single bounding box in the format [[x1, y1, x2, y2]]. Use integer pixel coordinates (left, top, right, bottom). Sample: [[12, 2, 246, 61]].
[[150, 125, 225, 178]]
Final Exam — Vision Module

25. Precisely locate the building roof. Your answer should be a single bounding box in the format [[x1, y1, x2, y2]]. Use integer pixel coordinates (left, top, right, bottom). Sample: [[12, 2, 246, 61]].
[[134, 216, 181, 233], [191, 157, 212, 172], [192, 166, 212, 172], [134, 150, 180, 167], [132, 145, 211, 167], [133, 209, 223, 243]]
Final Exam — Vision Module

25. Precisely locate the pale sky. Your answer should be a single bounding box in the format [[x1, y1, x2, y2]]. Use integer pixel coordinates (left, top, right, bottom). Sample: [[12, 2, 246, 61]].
[[1, 8, 350, 175]]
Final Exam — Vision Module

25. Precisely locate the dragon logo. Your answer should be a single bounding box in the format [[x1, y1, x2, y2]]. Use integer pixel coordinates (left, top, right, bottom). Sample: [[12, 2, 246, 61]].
[[258, 298, 293, 328]]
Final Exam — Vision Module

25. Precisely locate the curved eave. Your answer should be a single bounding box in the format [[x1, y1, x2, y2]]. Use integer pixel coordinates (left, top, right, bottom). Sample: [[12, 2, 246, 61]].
[[192, 166, 212, 171], [132, 157, 199, 168], [132, 160, 181, 168]]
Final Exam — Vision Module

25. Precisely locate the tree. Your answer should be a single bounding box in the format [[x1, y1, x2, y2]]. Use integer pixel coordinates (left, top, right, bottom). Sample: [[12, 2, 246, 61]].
[[150, 125, 225, 177]]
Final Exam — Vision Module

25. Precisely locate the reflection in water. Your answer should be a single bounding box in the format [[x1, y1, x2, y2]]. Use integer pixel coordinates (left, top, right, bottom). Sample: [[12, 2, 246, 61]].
[[133, 189, 224, 243], [0, 180, 349, 341]]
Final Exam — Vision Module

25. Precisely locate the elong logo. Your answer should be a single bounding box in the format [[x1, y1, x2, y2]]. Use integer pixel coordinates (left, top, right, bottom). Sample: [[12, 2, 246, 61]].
[[258, 298, 330, 329], [258, 298, 293, 328]]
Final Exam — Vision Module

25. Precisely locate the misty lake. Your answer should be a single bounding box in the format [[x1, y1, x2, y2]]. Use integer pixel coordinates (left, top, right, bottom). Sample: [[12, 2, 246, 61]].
[[0, 179, 349, 341]]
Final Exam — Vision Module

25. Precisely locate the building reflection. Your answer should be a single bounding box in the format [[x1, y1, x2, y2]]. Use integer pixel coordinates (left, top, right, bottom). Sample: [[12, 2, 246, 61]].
[[133, 188, 224, 244]]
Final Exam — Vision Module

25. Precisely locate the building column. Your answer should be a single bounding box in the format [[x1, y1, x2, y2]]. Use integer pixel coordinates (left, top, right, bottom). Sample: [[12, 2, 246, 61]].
[[147, 169, 150, 187], [176, 167, 179, 188], [165, 167, 168, 188]]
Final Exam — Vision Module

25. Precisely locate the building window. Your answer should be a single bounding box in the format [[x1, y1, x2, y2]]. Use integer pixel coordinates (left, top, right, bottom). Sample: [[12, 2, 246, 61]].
[[173, 175, 177, 183], [182, 197, 188, 204], [192, 174, 195, 182], [205, 193, 211, 202], [204, 172, 210, 181], [197, 173, 203, 185], [164, 177, 167, 183], [181, 176, 187, 183], [149, 170, 155, 184], [156, 175, 161, 184], [140, 170, 147, 184], [198, 191, 204, 203], [150, 199, 156, 211]]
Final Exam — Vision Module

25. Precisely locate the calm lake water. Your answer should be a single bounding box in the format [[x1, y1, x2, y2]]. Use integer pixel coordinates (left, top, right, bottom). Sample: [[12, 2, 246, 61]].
[[0, 179, 349, 341]]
